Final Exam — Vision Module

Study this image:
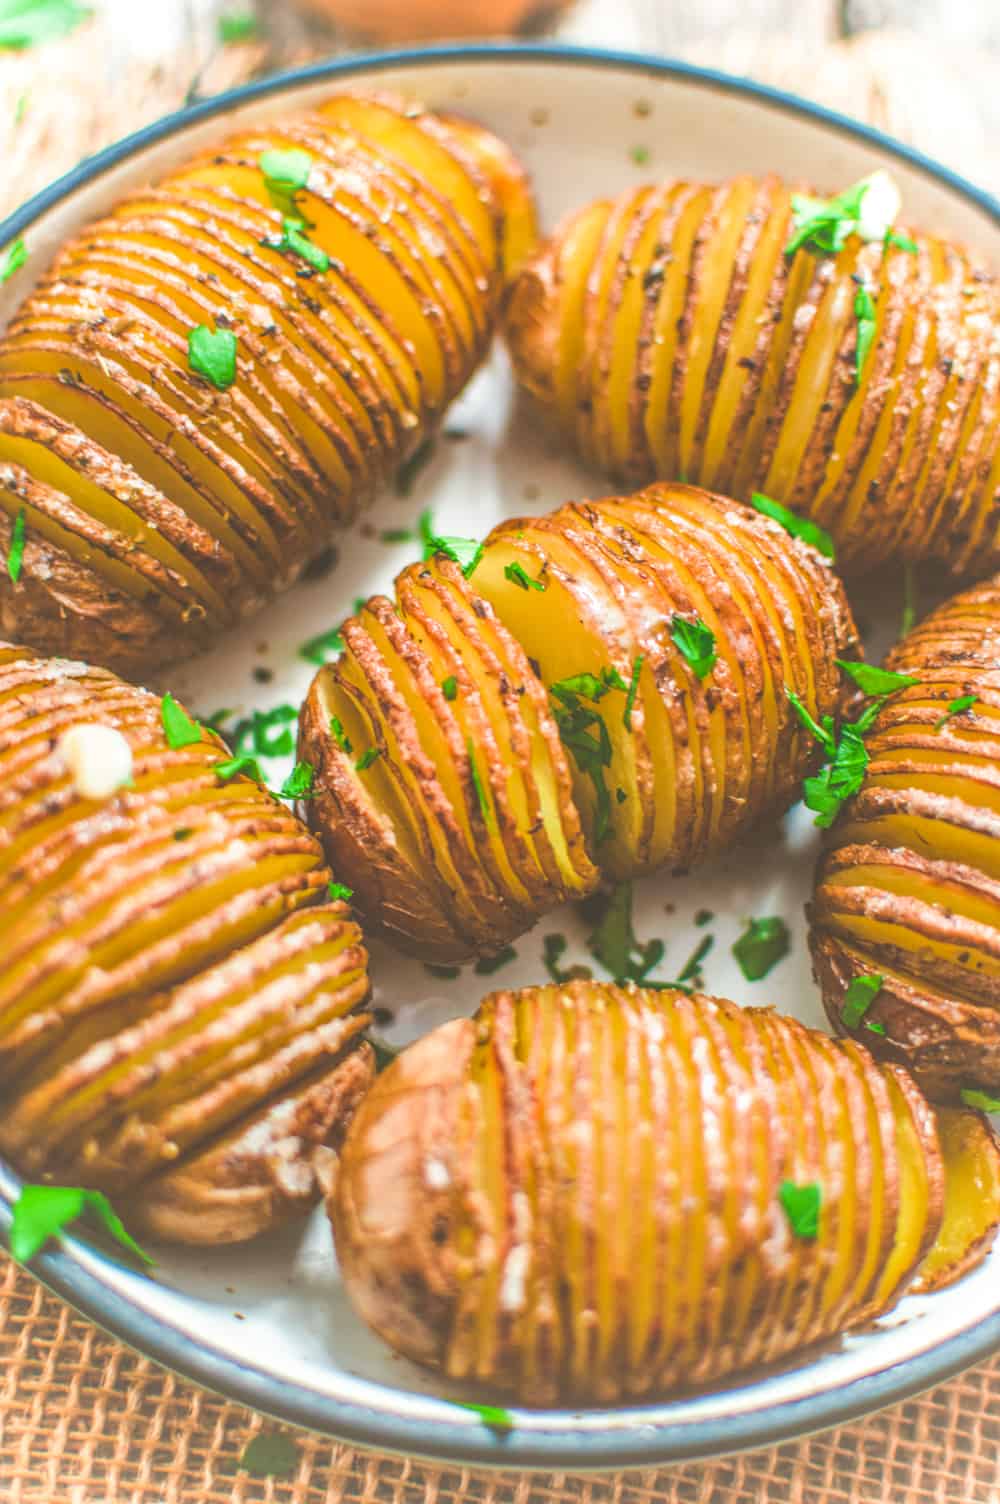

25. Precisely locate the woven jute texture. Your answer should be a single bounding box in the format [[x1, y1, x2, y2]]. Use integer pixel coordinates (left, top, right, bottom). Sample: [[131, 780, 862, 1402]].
[[2, 12, 1000, 1503]]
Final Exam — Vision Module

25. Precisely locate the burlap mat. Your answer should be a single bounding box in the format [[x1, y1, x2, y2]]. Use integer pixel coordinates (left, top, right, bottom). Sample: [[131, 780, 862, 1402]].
[[2, 11, 999, 1501]]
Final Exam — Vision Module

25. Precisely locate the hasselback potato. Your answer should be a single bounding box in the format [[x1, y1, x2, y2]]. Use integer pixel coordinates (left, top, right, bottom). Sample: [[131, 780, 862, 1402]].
[[0, 643, 372, 1245], [300, 480, 858, 960], [811, 574, 1000, 1100], [0, 93, 534, 671], [331, 980, 1000, 1404], [505, 172, 1000, 574]]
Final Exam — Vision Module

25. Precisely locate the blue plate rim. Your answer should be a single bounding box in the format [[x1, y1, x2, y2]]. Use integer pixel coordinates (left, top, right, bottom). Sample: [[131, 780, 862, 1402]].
[[1, 39, 998, 1470]]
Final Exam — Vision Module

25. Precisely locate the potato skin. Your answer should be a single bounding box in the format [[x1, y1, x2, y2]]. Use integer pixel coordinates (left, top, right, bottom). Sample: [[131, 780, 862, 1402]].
[[301, 481, 857, 960], [506, 175, 1000, 576], [0, 94, 533, 672], [810, 573, 1000, 1099], [0, 642, 373, 1244], [330, 981, 993, 1405]]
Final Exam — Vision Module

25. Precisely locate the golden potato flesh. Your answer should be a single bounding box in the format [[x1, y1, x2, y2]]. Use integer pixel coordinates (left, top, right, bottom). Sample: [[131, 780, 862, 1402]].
[[0, 94, 534, 672], [301, 482, 856, 958], [0, 643, 373, 1243], [331, 981, 999, 1405], [505, 175, 1000, 576], [810, 573, 1000, 1098]]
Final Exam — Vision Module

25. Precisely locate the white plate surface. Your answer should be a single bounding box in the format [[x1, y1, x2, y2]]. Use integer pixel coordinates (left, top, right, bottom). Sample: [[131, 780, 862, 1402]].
[[1, 45, 998, 1469]]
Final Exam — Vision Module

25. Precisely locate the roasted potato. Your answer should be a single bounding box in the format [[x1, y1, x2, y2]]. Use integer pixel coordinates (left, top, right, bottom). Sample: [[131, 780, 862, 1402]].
[[0, 93, 534, 671], [300, 481, 858, 959], [505, 174, 1000, 575], [0, 642, 373, 1244], [331, 980, 1000, 1404], [811, 575, 1000, 1100]]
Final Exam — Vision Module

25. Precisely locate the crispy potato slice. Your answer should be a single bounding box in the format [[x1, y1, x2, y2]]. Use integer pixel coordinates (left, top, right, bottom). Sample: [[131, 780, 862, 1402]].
[[0, 644, 372, 1243], [812, 572, 1000, 1097], [506, 175, 1000, 574]]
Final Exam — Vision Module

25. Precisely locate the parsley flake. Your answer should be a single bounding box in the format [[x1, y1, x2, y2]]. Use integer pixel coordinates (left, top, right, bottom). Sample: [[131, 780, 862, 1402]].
[[10, 1184, 152, 1266], [467, 738, 493, 829], [279, 760, 315, 799], [160, 692, 203, 749], [474, 945, 517, 975], [7, 507, 26, 583], [262, 216, 329, 274], [675, 933, 713, 989], [750, 492, 835, 561], [355, 747, 381, 772], [835, 658, 920, 696], [587, 881, 665, 986], [218, 12, 257, 42], [259, 146, 312, 214], [550, 680, 613, 843], [670, 614, 716, 679], [854, 279, 877, 384], [504, 560, 546, 592], [542, 932, 573, 984], [623, 654, 643, 730], [329, 715, 352, 753], [732, 916, 790, 981], [456, 1401, 513, 1432], [327, 881, 353, 902], [238, 1433, 300, 1480], [785, 171, 906, 259], [214, 754, 265, 786], [299, 626, 344, 665], [936, 695, 977, 730], [960, 1088, 1000, 1114], [841, 973, 884, 1029], [441, 675, 458, 701], [779, 1181, 821, 1240], [0, 236, 26, 284], [423, 531, 484, 578], [0, 1, 89, 50], [395, 438, 435, 497], [187, 324, 237, 391]]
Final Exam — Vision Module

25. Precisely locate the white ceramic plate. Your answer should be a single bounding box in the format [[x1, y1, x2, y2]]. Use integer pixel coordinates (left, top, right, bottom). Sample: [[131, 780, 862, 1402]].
[[1, 44, 998, 1470]]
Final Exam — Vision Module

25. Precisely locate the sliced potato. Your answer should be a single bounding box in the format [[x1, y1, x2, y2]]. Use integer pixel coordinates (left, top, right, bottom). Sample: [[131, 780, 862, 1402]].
[[331, 981, 995, 1405], [506, 175, 1000, 575], [0, 643, 372, 1243], [811, 573, 1000, 1097]]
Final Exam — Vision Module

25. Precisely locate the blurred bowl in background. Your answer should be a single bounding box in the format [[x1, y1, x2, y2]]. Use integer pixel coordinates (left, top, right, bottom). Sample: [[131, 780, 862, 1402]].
[[291, 0, 575, 42]]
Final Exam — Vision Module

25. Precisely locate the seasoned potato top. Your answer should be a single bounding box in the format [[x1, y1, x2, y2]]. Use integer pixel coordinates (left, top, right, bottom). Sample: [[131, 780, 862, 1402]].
[[506, 173, 1000, 575]]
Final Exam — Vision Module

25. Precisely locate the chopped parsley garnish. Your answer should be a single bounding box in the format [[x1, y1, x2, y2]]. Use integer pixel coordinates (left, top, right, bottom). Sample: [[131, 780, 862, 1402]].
[[371, 1037, 400, 1072], [214, 754, 265, 785], [237, 1433, 300, 1480], [835, 659, 920, 696], [218, 12, 257, 42], [173, 827, 193, 841], [380, 527, 416, 544], [670, 614, 716, 679], [456, 1401, 513, 1432], [474, 945, 517, 975], [853, 278, 877, 384], [785, 171, 908, 259], [630, 145, 650, 166], [542, 932, 573, 984], [10, 1184, 152, 1266], [841, 973, 884, 1029], [550, 678, 613, 843], [262, 216, 329, 274], [210, 704, 296, 760], [865, 1020, 887, 1036], [623, 654, 643, 730], [467, 738, 493, 829], [695, 908, 714, 926], [423, 531, 484, 579], [355, 747, 381, 772], [750, 492, 835, 561], [675, 933, 713, 989], [299, 625, 344, 665], [259, 147, 312, 216], [786, 686, 888, 827], [0, 1, 89, 49], [327, 881, 353, 902], [778, 1181, 821, 1240], [960, 1088, 1000, 1114], [936, 695, 977, 730], [395, 439, 435, 497], [425, 962, 461, 980], [550, 668, 625, 702], [504, 560, 546, 592], [160, 692, 203, 749], [0, 236, 26, 284], [7, 507, 26, 583], [586, 881, 665, 986], [329, 715, 352, 753], [441, 675, 458, 701], [732, 916, 790, 981], [187, 324, 237, 391], [279, 759, 315, 799]]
